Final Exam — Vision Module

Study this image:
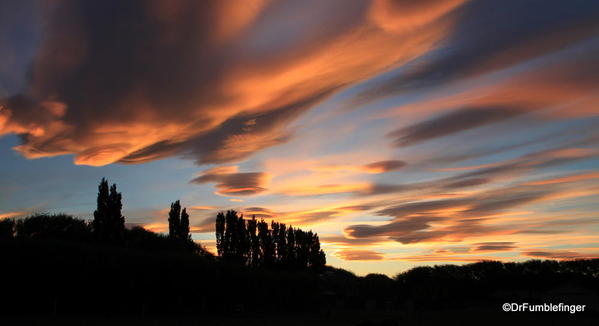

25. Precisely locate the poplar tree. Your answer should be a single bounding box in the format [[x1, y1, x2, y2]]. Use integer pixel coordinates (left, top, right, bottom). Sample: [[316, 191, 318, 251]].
[[92, 178, 110, 240], [247, 216, 259, 267], [180, 208, 190, 241], [216, 212, 225, 256], [286, 226, 296, 268], [168, 201, 192, 243], [168, 200, 181, 240], [93, 178, 125, 242], [108, 184, 125, 241], [258, 219, 274, 268], [213, 210, 326, 271]]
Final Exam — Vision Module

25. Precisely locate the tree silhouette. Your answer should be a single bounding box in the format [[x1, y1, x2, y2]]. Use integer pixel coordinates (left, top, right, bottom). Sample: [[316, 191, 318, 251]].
[[168, 201, 193, 245], [215, 212, 225, 256], [93, 178, 125, 242], [180, 208, 190, 241], [108, 183, 125, 240], [272, 221, 281, 264], [309, 233, 326, 271], [236, 213, 250, 265], [286, 226, 296, 268], [213, 210, 326, 271], [168, 200, 182, 240], [16, 214, 91, 241], [217, 210, 250, 264], [92, 178, 109, 240], [247, 215, 259, 267], [274, 222, 287, 267], [223, 210, 237, 261], [258, 218, 275, 268]]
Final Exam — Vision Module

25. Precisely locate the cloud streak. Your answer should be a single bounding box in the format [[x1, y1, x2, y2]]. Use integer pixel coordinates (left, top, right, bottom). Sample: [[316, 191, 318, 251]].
[[388, 106, 529, 146], [336, 249, 384, 261], [358, 0, 599, 100], [190, 166, 268, 196], [346, 185, 552, 244], [523, 250, 599, 260]]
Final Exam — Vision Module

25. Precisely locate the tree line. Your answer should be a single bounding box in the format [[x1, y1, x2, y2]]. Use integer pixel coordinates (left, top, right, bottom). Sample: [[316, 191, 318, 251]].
[[1, 178, 327, 272], [215, 210, 326, 271], [0, 178, 204, 255]]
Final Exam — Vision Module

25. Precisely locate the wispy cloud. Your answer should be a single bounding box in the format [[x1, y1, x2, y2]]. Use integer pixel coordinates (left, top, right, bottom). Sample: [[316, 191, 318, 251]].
[[472, 242, 517, 252], [0, 211, 26, 219], [388, 106, 529, 147], [523, 250, 599, 260], [190, 166, 269, 196], [336, 249, 385, 261]]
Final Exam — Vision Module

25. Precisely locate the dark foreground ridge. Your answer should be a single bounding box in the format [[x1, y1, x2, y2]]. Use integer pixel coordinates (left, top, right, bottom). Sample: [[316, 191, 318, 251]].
[[1, 179, 598, 325], [1, 213, 599, 325]]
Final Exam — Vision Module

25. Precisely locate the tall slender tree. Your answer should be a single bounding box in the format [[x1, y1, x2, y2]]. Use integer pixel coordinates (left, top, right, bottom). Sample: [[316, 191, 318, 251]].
[[236, 214, 250, 265], [286, 226, 296, 268], [216, 212, 225, 256], [180, 208, 190, 241], [309, 233, 326, 271], [108, 183, 125, 241], [168, 200, 181, 240], [295, 229, 309, 268], [93, 178, 110, 240], [275, 222, 287, 265], [258, 219, 274, 268], [247, 215, 259, 267], [168, 200, 193, 242], [93, 178, 124, 242], [223, 210, 238, 260]]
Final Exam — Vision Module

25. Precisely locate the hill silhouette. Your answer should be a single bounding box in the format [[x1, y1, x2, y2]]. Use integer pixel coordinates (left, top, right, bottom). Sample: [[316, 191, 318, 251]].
[[0, 179, 598, 325]]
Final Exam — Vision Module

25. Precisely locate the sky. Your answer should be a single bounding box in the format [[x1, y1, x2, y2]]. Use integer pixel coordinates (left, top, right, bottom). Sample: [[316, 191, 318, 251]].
[[1, 0, 599, 276]]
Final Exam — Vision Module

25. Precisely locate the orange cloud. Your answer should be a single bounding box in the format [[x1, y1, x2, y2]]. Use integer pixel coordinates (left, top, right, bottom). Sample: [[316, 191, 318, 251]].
[[525, 171, 599, 186], [242, 207, 275, 218], [369, 0, 467, 33], [321, 235, 391, 247], [336, 249, 385, 261], [1, 0, 466, 167], [380, 47, 599, 133], [191, 166, 270, 196], [188, 205, 218, 211], [523, 250, 599, 260], [315, 160, 406, 174], [395, 254, 510, 263], [279, 183, 370, 196], [472, 242, 516, 252], [141, 222, 168, 233], [0, 211, 25, 219], [141, 222, 207, 234]]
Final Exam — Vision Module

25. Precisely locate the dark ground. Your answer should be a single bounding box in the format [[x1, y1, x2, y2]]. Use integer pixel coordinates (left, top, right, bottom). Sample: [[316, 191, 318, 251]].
[[3, 309, 598, 326]]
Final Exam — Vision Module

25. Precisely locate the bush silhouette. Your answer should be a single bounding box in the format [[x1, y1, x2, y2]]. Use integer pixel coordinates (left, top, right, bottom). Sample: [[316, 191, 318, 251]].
[[0, 218, 15, 239], [15, 213, 91, 241]]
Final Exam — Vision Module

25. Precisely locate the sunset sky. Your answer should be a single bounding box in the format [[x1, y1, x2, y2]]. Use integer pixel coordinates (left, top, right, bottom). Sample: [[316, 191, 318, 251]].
[[1, 0, 599, 275]]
